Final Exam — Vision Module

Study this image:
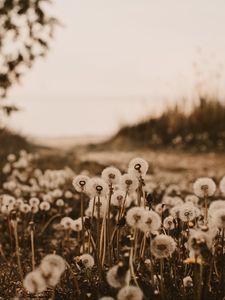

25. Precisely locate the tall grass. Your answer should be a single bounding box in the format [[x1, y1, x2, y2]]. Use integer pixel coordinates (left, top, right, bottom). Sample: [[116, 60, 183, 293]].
[[111, 98, 225, 151]]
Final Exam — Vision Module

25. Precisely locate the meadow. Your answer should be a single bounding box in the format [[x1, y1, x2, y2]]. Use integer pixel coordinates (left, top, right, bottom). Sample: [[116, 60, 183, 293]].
[[0, 148, 225, 300]]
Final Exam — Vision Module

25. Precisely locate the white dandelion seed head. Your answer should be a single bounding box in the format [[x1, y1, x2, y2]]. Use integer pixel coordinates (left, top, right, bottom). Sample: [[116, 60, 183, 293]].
[[183, 276, 193, 288], [41, 254, 66, 275], [179, 203, 200, 222], [188, 230, 212, 254], [20, 203, 31, 214], [80, 254, 95, 268], [170, 205, 182, 218], [165, 184, 180, 196], [72, 175, 90, 193], [128, 157, 149, 178], [163, 216, 175, 230], [117, 285, 143, 300], [193, 177, 216, 198], [23, 270, 47, 293], [106, 265, 129, 289], [120, 174, 139, 193], [2, 194, 16, 206], [219, 176, 225, 195], [101, 167, 121, 185], [39, 262, 61, 286], [56, 199, 65, 207], [7, 153, 16, 162], [138, 210, 161, 233], [151, 234, 176, 258], [39, 201, 51, 211], [111, 190, 132, 208], [99, 297, 115, 300], [86, 177, 109, 197], [208, 200, 225, 216], [211, 208, 225, 229], [64, 190, 73, 199], [60, 217, 74, 230], [88, 197, 108, 218], [126, 207, 145, 228], [71, 218, 83, 232], [29, 197, 40, 206], [185, 195, 199, 206]]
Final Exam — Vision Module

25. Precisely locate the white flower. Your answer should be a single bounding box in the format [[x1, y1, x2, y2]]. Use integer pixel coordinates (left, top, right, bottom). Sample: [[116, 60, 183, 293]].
[[126, 207, 145, 228], [80, 254, 94, 268], [128, 157, 149, 177], [111, 190, 132, 208], [23, 270, 47, 293], [183, 276, 193, 288], [193, 177, 216, 198], [138, 210, 161, 233], [41, 254, 66, 275], [29, 197, 40, 206], [179, 203, 200, 222], [211, 208, 225, 229], [188, 230, 212, 255], [39, 201, 51, 211], [60, 217, 73, 230], [120, 174, 139, 193], [20, 203, 31, 213], [86, 177, 109, 197], [219, 176, 225, 195], [106, 264, 129, 288], [151, 234, 176, 258], [72, 175, 90, 192], [102, 167, 121, 185], [71, 218, 83, 232], [117, 286, 143, 300], [163, 216, 175, 230]]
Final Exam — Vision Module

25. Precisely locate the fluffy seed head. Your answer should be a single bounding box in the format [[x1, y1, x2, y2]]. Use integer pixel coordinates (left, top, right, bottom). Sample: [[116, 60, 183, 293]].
[[163, 216, 175, 230], [138, 210, 161, 233], [111, 190, 132, 208], [60, 217, 73, 230], [120, 174, 139, 193], [193, 177, 216, 198], [72, 175, 90, 192], [219, 176, 225, 195], [151, 234, 176, 258], [86, 177, 109, 197], [126, 207, 145, 228], [211, 208, 225, 229], [101, 167, 121, 185], [23, 270, 47, 293], [179, 203, 200, 222], [39, 201, 51, 211], [117, 286, 143, 300], [128, 157, 149, 178], [80, 254, 95, 268], [106, 264, 129, 288]]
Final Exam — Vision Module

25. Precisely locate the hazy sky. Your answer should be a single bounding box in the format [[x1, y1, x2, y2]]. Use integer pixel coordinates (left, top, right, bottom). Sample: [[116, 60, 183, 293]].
[[6, 0, 225, 137]]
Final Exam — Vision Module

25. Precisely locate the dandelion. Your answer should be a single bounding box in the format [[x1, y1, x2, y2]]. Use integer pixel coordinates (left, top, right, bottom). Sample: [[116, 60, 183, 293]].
[[40, 261, 61, 286], [41, 254, 66, 275], [138, 210, 161, 233], [188, 230, 212, 255], [56, 199, 64, 207], [117, 285, 143, 300], [111, 190, 132, 208], [71, 218, 83, 232], [193, 177, 216, 198], [179, 203, 200, 222], [106, 264, 129, 288], [126, 207, 145, 228], [20, 203, 31, 213], [29, 197, 40, 206], [72, 175, 90, 192], [39, 201, 51, 211], [80, 254, 95, 268], [120, 174, 139, 193], [211, 208, 225, 229], [102, 166, 121, 185], [60, 217, 73, 230], [23, 270, 47, 293], [183, 276, 193, 288], [128, 157, 149, 177], [86, 177, 109, 197], [151, 234, 176, 258], [163, 216, 175, 230], [185, 195, 199, 206], [99, 297, 115, 300]]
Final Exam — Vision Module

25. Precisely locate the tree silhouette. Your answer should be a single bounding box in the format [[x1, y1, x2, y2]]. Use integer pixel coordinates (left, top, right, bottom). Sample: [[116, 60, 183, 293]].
[[0, 0, 58, 99]]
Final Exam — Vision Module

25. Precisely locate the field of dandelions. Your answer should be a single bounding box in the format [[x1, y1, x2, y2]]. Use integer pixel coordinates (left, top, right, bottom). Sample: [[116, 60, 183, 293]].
[[0, 150, 225, 300]]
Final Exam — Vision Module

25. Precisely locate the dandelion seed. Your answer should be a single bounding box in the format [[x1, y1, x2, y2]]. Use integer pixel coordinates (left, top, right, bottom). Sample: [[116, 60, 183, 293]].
[[102, 167, 121, 185], [193, 177, 216, 198], [29, 197, 40, 206], [23, 270, 47, 293], [71, 218, 83, 232], [117, 285, 143, 300], [86, 177, 109, 197], [41, 254, 66, 275], [151, 234, 176, 258], [56, 199, 64, 207], [183, 276, 193, 288], [120, 174, 139, 193], [126, 207, 145, 228], [72, 175, 90, 192], [138, 210, 161, 233], [60, 217, 73, 230], [163, 216, 175, 230], [179, 203, 200, 222], [80, 254, 95, 268], [128, 157, 149, 177], [39, 201, 51, 211], [106, 264, 129, 288], [20, 203, 31, 213]]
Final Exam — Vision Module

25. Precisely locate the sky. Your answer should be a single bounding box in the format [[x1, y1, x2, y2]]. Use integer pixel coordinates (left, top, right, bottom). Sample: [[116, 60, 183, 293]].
[[5, 0, 225, 137]]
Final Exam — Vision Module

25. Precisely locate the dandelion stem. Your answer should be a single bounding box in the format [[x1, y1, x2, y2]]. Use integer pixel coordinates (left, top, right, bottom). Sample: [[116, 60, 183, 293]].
[[12, 219, 23, 282]]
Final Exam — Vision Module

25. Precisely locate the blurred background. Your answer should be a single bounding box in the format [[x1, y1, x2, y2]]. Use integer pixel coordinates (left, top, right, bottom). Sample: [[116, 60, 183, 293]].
[[0, 0, 225, 170]]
